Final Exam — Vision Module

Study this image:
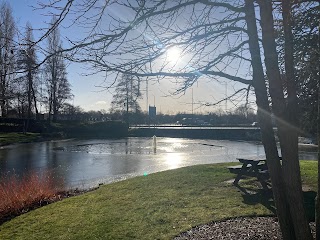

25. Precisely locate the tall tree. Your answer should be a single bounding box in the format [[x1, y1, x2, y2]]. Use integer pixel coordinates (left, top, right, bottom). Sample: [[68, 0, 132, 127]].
[[244, 1, 294, 238], [111, 73, 142, 126], [257, 0, 312, 238], [0, 2, 15, 117], [16, 23, 39, 119], [294, 4, 319, 134], [276, 3, 319, 135], [316, 11, 320, 240], [43, 18, 71, 122]]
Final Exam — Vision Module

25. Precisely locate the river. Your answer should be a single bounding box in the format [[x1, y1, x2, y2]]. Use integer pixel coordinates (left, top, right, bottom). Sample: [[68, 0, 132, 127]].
[[0, 137, 317, 189]]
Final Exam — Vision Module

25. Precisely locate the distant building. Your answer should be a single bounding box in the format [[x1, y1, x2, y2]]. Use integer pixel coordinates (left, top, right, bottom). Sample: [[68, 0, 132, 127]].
[[149, 106, 156, 118]]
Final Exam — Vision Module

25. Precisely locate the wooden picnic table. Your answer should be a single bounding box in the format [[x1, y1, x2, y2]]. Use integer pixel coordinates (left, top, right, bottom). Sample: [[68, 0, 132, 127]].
[[228, 157, 270, 189]]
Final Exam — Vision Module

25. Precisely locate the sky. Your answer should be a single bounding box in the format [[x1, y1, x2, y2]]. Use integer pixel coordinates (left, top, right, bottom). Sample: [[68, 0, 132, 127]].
[[7, 0, 254, 114]]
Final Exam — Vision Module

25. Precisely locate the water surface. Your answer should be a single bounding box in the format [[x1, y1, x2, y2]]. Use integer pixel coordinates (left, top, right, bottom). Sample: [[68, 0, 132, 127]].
[[0, 137, 316, 189]]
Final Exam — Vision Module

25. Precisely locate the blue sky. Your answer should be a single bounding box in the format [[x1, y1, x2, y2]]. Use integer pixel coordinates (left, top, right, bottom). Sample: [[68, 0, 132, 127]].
[[9, 0, 113, 112], [7, 0, 252, 114]]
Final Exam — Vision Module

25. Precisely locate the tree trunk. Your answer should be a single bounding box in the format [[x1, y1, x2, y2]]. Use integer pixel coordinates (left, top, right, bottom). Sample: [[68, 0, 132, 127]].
[[258, 0, 312, 239], [316, 20, 320, 240], [281, 1, 312, 239], [0, 77, 7, 117], [244, 1, 295, 239], [27, 67, 32, 119], [317, 63, 320, 240], [1, 99, 6, 117], [48, 91, 53, 123], [32, 87, 39, 119], [126, 77, 129, 128], [0, 99, 6, 117]]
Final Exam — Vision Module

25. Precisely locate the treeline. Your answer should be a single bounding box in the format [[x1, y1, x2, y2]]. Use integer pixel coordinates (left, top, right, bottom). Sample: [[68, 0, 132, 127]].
[[0, 2, 71, 122], [55, 103, 257, 126], [0, 118, 128, 138]]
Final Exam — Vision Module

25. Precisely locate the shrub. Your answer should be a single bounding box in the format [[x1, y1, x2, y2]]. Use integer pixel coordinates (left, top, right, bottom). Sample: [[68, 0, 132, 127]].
[[0, 171, 63, 220]]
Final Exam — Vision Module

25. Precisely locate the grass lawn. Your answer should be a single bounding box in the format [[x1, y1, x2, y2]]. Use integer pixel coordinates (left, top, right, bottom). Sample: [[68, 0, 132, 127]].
[[0, 132, 41, 146], [0, 161, 317, 240]]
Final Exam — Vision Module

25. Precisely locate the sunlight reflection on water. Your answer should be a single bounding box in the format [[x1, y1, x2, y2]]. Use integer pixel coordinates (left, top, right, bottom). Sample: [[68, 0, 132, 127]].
[[164, 152, 183, 169], [0, 137, 317, 189]]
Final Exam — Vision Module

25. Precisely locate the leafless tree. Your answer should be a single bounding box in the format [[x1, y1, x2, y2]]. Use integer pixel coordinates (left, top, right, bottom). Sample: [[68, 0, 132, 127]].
[[0, 2, 16, 117], [10, 79, 27, 117], [42, 17, 72, 122], [33, 0, 319, 238], [16, 23, 39, 119]]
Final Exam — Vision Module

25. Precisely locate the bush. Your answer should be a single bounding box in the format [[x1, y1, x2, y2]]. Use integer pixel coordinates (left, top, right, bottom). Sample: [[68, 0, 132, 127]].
[[0, 171, 63, 221]]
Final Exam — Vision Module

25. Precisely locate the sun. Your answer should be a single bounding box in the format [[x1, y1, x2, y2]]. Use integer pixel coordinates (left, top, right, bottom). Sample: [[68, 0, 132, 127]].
[[166, 46, 181, 64]]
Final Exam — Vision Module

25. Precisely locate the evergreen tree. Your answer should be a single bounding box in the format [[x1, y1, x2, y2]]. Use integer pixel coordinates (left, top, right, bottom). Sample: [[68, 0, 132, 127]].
[[110, 74, 142, 126]]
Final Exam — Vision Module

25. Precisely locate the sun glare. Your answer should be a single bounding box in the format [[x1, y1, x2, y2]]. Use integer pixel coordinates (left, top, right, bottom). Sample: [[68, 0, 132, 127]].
[[164, 152, 183, 169], [166, 46, 181, 64]]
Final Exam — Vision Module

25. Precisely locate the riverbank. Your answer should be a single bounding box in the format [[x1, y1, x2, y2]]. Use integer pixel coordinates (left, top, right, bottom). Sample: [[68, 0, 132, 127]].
[[1, 131, 317, 150], [0, 132, 43, 146], [0, 186, 97, 226], [0, 120, 128, 147], [0, 161, 317, 239]]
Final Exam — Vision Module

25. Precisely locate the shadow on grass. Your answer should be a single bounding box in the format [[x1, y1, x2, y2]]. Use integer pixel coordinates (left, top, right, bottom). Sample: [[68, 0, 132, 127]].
[[304, 191, 316, 221], [234, 181, 316, 222], [235, 182, 276, 214]]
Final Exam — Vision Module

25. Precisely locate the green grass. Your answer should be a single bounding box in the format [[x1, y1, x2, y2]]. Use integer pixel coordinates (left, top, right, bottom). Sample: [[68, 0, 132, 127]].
[[0, 132, 41, 146], [0, 161, 317, 240], [301, 160, 318, 190]]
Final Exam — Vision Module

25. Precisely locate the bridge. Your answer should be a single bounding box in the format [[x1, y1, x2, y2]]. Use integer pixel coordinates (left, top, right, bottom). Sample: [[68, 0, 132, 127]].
[[129, 125, 262, 141]]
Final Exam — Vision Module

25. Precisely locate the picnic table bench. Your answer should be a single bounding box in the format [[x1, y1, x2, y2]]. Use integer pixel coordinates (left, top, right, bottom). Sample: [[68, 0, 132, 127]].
[[228, 157, 270, 189]]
